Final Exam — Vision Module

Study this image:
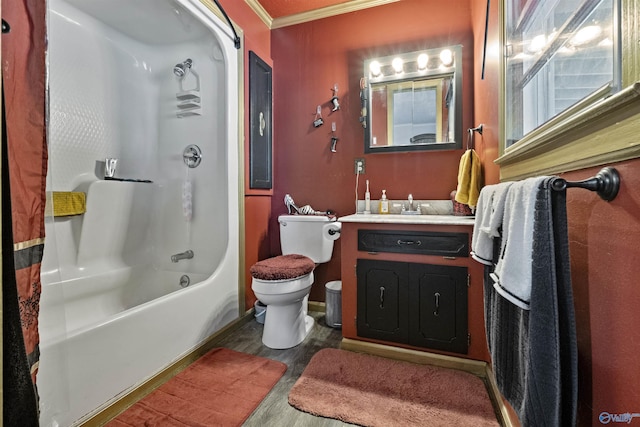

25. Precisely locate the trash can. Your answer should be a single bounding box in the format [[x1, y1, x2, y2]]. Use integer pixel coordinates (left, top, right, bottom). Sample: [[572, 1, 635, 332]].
[[325, 280, 342, 328], [254, 300, 267, 324]]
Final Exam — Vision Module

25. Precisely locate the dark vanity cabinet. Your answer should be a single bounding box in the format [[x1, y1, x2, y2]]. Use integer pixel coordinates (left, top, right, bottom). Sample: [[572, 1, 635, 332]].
[[357, 258, 469, 354], [339, 221, 491, 361]]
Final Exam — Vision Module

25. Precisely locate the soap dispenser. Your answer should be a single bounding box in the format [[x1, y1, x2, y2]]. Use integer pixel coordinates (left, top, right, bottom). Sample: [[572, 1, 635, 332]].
[[379, 189, 389, 214]]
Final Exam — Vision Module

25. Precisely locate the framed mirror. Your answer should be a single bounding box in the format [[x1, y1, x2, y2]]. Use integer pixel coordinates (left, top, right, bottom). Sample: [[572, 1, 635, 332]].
[[363, 45, 462, 153]]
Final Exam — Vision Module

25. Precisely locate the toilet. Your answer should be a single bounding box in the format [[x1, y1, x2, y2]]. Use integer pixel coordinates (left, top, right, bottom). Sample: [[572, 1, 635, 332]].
[[250, 214, 341, 349]]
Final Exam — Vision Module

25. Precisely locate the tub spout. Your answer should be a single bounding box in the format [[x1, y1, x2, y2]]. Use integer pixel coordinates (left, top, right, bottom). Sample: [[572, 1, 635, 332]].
[[171, 250, 194, 263]]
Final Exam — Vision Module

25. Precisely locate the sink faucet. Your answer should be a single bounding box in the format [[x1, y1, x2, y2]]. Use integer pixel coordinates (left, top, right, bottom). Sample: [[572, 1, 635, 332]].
[[401, 194, 421, 215], [171, 250, 194, 263]]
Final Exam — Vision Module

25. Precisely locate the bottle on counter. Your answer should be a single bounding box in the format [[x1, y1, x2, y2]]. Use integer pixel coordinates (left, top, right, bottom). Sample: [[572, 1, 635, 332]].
[[379, 189, 389, 214]]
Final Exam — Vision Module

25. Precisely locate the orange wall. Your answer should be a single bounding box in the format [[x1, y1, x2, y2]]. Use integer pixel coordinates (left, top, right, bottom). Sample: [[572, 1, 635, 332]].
[[270, 0, 474, 301], [219, 0, 274, 310], [469, 1, 640, 425]]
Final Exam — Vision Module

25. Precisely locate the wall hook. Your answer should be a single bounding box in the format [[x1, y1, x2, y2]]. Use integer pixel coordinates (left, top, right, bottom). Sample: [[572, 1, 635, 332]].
[[313, 105, 324, 127], [469, 124, 483, 135], [331, 84, 340, 111]]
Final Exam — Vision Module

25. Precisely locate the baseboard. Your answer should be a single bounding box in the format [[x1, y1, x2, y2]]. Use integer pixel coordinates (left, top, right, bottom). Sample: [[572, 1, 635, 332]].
[[340, 338, 487, 376], [340, 338, 513, 426], [307, 300, 326, 313], [483, 364, 516, 427], [78, 311, 254, 427]]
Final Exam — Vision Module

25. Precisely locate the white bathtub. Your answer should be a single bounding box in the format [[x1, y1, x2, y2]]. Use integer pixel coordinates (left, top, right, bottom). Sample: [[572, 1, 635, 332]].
[[38, 0, 242, 425]]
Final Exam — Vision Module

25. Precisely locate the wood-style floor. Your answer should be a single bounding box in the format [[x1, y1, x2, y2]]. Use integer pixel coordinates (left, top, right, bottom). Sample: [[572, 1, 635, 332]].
[[208, 311, 353, 426]]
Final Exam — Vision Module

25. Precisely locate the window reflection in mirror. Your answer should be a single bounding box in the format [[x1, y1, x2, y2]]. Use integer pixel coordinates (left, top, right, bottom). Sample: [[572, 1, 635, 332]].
[[364, 45, 462, 153]]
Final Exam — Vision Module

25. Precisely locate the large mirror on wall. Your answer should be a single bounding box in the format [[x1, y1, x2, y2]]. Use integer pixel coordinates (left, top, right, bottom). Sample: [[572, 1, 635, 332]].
[[363, 45, 462, 153]]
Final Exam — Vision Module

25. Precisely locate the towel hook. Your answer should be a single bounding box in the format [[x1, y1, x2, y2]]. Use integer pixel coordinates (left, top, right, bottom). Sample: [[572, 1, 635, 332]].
[[470, 124, 484, 135], [466, 125, 484, 150], [550, 167, 620, 201]]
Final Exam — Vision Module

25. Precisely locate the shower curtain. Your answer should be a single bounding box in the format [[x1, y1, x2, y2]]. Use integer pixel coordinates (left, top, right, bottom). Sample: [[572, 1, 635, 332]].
[[2, 0, 47, 424]]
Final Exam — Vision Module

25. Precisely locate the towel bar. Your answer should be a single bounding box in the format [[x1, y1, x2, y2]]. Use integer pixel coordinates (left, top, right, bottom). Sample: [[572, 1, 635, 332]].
[[550, 167, 620, 201]]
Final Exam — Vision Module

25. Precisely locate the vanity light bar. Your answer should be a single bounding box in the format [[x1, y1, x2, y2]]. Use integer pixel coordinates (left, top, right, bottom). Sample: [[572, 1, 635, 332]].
[[366, 46, 458, 80]]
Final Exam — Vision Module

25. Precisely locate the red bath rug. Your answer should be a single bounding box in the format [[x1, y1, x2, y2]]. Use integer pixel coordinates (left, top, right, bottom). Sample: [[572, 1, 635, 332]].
[[107, 348, 286, 426], [288, 348, 500, 427]]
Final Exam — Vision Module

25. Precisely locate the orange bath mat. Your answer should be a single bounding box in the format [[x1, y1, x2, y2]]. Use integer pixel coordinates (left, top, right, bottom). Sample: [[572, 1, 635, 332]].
[[289, 348, 500, 426], [108, 348, 286, 426]]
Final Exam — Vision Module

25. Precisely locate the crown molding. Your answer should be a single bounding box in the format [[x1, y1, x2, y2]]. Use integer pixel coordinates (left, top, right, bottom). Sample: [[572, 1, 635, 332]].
[[244, 0, 273, 28], [246, 0, 400, 29]]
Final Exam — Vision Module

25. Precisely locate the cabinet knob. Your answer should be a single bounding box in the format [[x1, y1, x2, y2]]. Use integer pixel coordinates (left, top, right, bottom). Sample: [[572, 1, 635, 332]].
[[434, 292, 441, 316], [379, 286, 385, 309]]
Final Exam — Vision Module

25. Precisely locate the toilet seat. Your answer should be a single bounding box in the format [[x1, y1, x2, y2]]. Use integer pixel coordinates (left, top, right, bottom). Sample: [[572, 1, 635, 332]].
[[252, 273, 313, 297], [250, 254, 315, 281]]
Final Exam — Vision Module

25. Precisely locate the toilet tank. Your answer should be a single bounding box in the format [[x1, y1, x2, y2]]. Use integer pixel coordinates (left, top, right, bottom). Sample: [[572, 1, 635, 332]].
[[278, 215, 341, 263]]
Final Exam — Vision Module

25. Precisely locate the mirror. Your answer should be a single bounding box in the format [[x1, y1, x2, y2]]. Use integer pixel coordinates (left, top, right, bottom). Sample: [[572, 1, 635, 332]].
[[363, 45, 462, 153]]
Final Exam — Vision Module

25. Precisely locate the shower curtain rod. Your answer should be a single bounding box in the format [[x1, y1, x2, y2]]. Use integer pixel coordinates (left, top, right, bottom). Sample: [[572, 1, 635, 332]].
[[212, 0, 241, 49], [550, 167, 620, 201]]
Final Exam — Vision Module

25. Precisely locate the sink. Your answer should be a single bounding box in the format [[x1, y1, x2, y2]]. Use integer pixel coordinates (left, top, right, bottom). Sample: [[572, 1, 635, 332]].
[[339, 213, 475, 225], [401, 210, 421, 215]]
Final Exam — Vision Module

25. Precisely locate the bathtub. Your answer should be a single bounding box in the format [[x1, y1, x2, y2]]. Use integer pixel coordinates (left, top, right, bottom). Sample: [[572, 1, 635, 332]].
[[37, 0, 242, 425]]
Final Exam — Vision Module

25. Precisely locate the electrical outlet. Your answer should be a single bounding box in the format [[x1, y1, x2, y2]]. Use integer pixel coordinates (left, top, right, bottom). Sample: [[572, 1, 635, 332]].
[[354, 158, 365, 174]]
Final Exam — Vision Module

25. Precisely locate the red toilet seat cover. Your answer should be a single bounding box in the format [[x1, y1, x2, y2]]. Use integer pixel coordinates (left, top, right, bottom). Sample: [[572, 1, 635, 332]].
[[250, 254, 315, 280]]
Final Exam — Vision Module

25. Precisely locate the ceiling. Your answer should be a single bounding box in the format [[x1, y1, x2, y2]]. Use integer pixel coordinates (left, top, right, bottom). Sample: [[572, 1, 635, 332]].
[[247, 0, 400, 29]]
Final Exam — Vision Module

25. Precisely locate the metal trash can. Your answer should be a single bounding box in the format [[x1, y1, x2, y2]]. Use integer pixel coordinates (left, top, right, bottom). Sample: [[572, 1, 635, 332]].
[[325, 280, 342, 328], [254, 300, 267, 324]]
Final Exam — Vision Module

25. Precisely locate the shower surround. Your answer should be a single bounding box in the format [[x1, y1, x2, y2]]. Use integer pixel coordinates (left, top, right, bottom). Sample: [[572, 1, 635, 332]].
[[37, 0, 242, 425]]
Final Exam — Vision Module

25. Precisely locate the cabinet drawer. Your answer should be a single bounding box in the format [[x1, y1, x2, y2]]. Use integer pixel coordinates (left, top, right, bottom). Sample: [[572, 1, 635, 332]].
[[358, 230, 468, 257]]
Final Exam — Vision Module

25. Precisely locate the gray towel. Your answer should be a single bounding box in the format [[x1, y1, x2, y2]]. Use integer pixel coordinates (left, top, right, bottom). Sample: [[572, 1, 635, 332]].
[[491, 176, 549, 309], [484, 177, 578, 426], [472, 182, 513, 265]]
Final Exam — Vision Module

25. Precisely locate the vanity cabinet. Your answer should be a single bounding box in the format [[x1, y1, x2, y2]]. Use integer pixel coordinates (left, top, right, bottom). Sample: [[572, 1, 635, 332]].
[[357, 257, 468, 354], [339, 217, 490, 362]]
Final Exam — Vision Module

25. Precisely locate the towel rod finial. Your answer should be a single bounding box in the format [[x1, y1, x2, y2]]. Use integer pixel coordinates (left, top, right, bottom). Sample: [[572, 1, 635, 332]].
[[550, 167, 620, 201]]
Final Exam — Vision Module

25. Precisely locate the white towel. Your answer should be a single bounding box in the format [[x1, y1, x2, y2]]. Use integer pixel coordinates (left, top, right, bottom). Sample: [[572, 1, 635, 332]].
[[471, 182, 513, 265], [490, 176, 549, 310]]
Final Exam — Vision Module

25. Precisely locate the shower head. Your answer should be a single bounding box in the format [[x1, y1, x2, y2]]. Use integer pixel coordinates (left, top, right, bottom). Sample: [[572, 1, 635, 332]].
[[173, 58, 193, 78]]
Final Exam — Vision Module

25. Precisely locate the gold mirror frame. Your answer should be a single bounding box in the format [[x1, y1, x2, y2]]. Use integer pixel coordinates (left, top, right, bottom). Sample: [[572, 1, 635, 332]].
[[497, 0, 640, 181]]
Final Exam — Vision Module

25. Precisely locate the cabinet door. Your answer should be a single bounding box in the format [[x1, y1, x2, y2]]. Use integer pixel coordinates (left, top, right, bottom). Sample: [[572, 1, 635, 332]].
[[408, 264, 468, 354], [249, 51, 272, 189], [357, 259, 409, 344]]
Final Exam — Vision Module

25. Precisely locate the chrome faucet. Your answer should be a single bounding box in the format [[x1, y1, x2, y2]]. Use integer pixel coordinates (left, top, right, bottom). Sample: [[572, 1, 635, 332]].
[[171, 250, 194, 263], [401, 194, 421, 215]]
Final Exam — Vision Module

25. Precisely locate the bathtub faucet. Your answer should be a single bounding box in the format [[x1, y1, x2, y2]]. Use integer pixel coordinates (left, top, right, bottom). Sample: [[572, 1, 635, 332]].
[[171, 250, 194, 263]]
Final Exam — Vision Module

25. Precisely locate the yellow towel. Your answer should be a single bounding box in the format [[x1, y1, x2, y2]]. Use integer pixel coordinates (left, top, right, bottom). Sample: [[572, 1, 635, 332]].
[[45, 192, 87, 217], [454, 149, 482, 208]]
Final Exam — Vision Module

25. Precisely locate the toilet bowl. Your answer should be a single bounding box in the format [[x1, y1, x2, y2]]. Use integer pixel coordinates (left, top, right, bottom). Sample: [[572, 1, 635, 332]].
[[252, 272, 314, 349], [250, 215, 341, 349]]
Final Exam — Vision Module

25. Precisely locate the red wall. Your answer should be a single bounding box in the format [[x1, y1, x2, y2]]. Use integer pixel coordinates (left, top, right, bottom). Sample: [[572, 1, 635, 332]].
[[219, 0, 274, 310], [270, 0, 474, 301], [469, 1, 640, 425]]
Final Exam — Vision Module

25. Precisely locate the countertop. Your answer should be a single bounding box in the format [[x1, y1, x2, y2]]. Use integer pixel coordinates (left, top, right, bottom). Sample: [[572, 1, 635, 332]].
[[339, 213, 475, 226]]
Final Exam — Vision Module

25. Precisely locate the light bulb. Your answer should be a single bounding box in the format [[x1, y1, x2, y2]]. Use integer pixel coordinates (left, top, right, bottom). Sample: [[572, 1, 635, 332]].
[[392, 57, 404, 73], [369, 60, 381, 77], [571, 25, 602, 47], [417, 53, 429, 70], [439, 49, 453, 66], [527, 34, 546, 53]]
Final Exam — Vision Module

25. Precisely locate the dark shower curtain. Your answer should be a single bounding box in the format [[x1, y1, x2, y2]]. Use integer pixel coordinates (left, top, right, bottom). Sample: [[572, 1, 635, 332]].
[[2, 0, 48, 424]]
